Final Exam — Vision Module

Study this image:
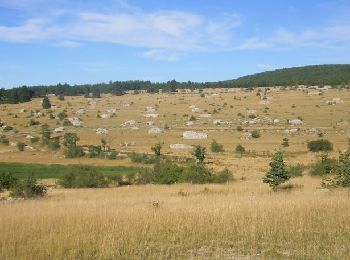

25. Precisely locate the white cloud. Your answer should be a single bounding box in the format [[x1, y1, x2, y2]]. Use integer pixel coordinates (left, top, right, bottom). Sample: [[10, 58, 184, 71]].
[[0, 7, 241, 60], [141, 49, 184, 61]]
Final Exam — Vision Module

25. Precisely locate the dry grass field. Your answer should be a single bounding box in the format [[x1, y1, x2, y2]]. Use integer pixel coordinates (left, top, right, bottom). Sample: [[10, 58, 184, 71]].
[[1, 87, 350, 259], [1, 178, 350, 259]]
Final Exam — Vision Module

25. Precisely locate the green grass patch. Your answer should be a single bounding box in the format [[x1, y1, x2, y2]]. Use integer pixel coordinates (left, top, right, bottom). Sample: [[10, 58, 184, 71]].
[[0, 162, 145, 179]]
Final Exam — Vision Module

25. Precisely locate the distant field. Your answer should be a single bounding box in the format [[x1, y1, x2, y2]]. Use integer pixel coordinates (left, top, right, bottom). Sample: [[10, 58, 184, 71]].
[[0, 162, 145, 179]]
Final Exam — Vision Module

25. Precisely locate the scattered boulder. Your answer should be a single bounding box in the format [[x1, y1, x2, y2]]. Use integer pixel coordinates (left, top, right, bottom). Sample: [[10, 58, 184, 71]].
[[148, 128, 163, 134], [68, 117, 82, 127], [144, 114, 159, 118], [96, 128, 108, 134], [289, 119, 303, 126], [170, 144, 193, 150], [54, 127, 65, 133], [183, 131, 207, 140]]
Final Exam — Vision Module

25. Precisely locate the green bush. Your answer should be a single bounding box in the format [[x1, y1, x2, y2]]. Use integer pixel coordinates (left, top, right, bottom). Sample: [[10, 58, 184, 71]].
[[10, 175, 46, 198], [180, 164, 212, 184], [129, 152, 156, 164], [28, 119, 40, 126], [0, 173, 18, 192], [211, 168, 233, 183], [30, 137, 40, 144], [57, 111, 67, 120], [58, 166, 109, 188], [0, 135, 9, 145], [309, 154, 337, 176], [211, 140, 224, 153], [307, 139, 333, 152], [282, 138, 289, 147], [251, 130, 261, 138], [48, 137, 60, 150], [17, 142, 25, 152], [152, 160, 183, 184], [108, 151, 117, 160], [235, 144, 246, 154], [63, 119, 73, 126], [333, 149, 350, 187], [236, 125, 243, 132], [287, 164, 306, 177]]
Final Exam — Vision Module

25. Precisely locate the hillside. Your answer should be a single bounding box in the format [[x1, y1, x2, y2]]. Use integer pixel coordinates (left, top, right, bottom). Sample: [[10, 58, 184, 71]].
[[1, 64, 350, 104], [227, 64, 350, 87]]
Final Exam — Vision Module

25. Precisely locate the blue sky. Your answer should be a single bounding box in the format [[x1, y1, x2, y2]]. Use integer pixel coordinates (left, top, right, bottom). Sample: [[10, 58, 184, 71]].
[[0, 0, 350, 88]]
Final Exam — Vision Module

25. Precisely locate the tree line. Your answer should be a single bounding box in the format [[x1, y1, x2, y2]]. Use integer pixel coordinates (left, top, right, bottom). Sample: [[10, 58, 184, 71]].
[[1, 64, 350, 104]]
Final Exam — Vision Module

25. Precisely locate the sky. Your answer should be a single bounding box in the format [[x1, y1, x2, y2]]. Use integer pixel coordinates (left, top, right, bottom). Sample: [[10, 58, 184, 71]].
[[0, 0, 350, 88]]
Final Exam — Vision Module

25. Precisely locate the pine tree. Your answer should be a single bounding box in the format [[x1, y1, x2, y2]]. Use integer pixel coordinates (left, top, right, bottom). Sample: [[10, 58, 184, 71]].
[[42, 96, 51, 109], [192, 145, 206, 164], [263, 151, 290, 191], [40, 124, 51, 145]]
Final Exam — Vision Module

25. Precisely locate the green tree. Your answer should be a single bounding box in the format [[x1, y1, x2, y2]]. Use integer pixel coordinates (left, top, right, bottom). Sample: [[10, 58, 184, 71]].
[[42, 96, 51, 109], [263, 151, 290, 191], [192, 145, 206, 164], [63, 133, 84, 158], [151, 142, 162, 157], [211, 140, 224, 152], [40, 124, 51, 145]]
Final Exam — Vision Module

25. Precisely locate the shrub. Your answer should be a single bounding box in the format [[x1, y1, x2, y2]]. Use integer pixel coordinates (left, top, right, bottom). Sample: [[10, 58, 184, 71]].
[[263, 151, 290, 191], [58, 166, 109, 188], [28, 119, 40, 126], [307, 139, 333, 152], [3, 126, 13, 132], [287, 164, 306, 177], [192, 145, 206, 163], [87, 145, 102, 158], [129, 152, 156, 164], [57, 111, 67, 120], [48, 137, 60, 150], [108, 151, 117, 160], [17, 142, 25, 151], [151, 142, 162, 156], [63, 119, 73, 126], [0, 135, 9, 145], [10, 175, 46, 198], [30, 137, 40, 143], [251, 130, 260, 138], [282, 138, 289, 147], [0, 173, 18, 192], [211, 140, 224, 153], [235, 144, 246, 154], [211, 168, 233, 183], [152, 160, 183, 184], [180, 164, 212, 184], [41, 124, 51, 145], [248, 114, 256, 119], [333, 149, 350, 187], [309, 153, 337, 176], [189, 115, 196, 121], [236, 125, 243, 132], [63, 133, 84, 158], [58, 94, 64, 101]]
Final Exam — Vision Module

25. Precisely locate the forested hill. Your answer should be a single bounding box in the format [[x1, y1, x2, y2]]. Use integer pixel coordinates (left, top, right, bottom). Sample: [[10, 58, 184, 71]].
[[225, 64, 350, 87], [1, 64, 350, 104]]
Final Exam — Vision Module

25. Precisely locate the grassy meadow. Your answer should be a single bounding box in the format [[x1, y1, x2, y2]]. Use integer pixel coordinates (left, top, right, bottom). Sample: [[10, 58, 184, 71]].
[[1, 87, 350, 259]]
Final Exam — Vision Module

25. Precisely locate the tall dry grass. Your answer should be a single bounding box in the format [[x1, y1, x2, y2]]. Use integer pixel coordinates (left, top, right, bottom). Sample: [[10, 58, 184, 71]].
[[1, 177, 349, 259]]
